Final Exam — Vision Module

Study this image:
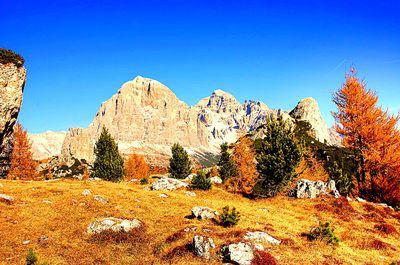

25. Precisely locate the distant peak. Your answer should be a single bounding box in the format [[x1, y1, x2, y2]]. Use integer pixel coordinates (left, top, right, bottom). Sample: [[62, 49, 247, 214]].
[[213, 89, 232, 96]]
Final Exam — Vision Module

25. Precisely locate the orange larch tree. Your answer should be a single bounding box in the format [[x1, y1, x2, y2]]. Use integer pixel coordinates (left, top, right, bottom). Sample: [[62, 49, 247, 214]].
[[227, 136, 259, 194], [332, 68, 400, 204], [124, 153, 150, 180], [8, 123, 39, 180]]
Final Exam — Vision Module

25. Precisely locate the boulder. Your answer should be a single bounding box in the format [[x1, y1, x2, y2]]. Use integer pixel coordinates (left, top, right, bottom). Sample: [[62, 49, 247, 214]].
[[0, 193, 14, 204], [94, 195, 108, 203], [221, 241, 254, 265], [243, 231, 281, 245], [209, 176, 222, 184], [192, 235, 215, 259], [290, 179, 340, 199], [87, 217, 142, 234], [151, 177, 189, 191], [159, 193, 168, 198], [82, 189, 91, 196], [185, 191, 196, 197], [184, 174, 196, 182], [191, 206, 219, 220]]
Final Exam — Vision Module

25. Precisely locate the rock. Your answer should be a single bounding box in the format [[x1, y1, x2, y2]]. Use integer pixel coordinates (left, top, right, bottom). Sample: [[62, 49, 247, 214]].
[[221, 241, 254, 265], [151, 177, 189, 191], [0, 194, 14, 204], [159, 193, 168, 198], [346, 196, 352, 202], [191, 206, 219, 219], [209, 176, 222, 184], [184, 227, 197, 232], [28, 131, 66, 160], [143, 186, 150, 191], [82, 189, 92, 196], [254, 244, 264, 251], [94, 195, 108, 203], [184, 174, 196, 182], [185, 191, 196, 197], [290, 179, 340, 199], [0, 60, 26, 178], [87, 217, 142, 234], [192, 235, 215, 259], [356, 197, 366, 203], [42, 200, 52, 204], [38, 235, 49, 242], [22, 240, 30, 245], [243, 231, 281, 245]]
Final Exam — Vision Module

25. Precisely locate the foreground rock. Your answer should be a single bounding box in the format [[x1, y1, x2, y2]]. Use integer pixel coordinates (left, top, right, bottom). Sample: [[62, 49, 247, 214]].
[[192, 235, 215, 259], [290, 179, 340, 199], [243, 231, 281, 245], [0, 56, 26, 178], [0, 193, 14, 204], [209, 176, 222, 184], [94, 195, 108, 203], [151, 177, 189, 191], [87, 217, 142, 234], [221, 241, 254, 265], [191, 206, 219, 219]]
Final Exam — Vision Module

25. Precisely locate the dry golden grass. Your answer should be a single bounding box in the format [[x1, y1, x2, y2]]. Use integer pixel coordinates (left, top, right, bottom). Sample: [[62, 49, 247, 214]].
[[0, 179, 399, 264]]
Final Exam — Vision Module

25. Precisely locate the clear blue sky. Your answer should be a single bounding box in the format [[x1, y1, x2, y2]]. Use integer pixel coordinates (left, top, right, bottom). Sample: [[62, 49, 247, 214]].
[[1, 0, 399, 133]]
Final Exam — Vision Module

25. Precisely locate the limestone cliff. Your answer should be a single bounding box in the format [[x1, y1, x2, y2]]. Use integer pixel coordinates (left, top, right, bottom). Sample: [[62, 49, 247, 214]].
[[29, 131, 66, 160]]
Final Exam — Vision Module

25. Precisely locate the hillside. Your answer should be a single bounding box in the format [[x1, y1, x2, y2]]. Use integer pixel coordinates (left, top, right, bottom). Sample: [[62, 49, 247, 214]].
[[1, 179, 399, 264]]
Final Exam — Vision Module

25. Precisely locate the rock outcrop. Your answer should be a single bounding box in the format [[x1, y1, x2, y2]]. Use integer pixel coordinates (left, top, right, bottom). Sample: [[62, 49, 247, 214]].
[[192, 235, 215, 259], [191, 206, 219, 219], [0, 56, 26, 178], [290, 179, 340, 199], [29, 131, 66, 160], [87, 217, 142, 234], [151, 176, 189, 191]]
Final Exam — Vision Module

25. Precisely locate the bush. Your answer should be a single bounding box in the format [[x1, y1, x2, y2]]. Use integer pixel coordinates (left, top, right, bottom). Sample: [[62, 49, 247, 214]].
[[309, 221, 340, 245], [168, 143, 192, 179], [253, 117, 302, 197], [91, 127, 124, 181], [140, 177, 149, 185], [328, 161, 353, 197], [251, 249, 278, 265], [191, 170, 212, 190], [218, 143, 237, 182], [0, 48, 24, 68], [220, 206, 240, 227], [26, 248, 38, 265]]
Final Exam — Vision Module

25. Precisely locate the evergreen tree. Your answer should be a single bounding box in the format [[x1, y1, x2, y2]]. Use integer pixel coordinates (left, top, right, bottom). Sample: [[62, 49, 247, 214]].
[[191, 170, 212, 190], [253, 117, 302, 197], [91, 127, 124, 181], [168, 143, 192, 179], [217, 143, 237, 182]]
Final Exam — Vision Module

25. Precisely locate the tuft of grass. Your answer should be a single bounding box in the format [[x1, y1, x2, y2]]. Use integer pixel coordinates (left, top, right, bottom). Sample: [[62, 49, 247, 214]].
[[308, 221, 340, 246], [25, 248, 37, 265]]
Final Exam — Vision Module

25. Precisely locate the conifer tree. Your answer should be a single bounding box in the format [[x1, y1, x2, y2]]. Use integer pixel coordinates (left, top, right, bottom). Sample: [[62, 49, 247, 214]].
[[8, 123, 39, 180], [217, 143, 237, 182], [253, 117, 302, 197], [168, 143, 192, 179], [91, 127, 124, 181], [191, 170, 212, 190]]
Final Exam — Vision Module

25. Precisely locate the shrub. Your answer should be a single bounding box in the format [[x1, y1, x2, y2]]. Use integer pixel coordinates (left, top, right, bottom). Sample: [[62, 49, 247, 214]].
[[220, 206, 240, 227], [253, 117, 302, 197], [91, 127, 124, 181], [168, 143, 192, 179], [26, 248, 38, 265], [0, 48, 24, 68], [309, 221, 340, 245], [125, 153, 150, 180], [218, 143, 237, 182], [328, 161, 353, 196], [140, 177, 149, 185], [191, 170, 212, 190], [251, 249, 278, 265]]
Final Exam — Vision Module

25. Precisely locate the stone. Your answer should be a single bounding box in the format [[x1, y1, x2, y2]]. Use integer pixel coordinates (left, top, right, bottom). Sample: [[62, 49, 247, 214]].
[[151, 177, 189, 191], [42, 200, 52, 204], [192, 235, 215, 260], [356, 197, 367, 203], [94, 195, 108, 203], [38, 235, 49, 242], [209, 176, 222, 184], [0, 61, 26, 178], [191, 206, 219, 219], [290, 179, 340, 199], [184, 191, 196, 197], [82, 189, 92, 196], [243, 231, 281, 245], [221, 242, 254, 265], [184, 174, 196, 182], [87, 217, 142, 234], [159, 193, 168, 198], [22, 240, 30, 245], [0, 194, 14, 204], [0, 183, 3, 188]]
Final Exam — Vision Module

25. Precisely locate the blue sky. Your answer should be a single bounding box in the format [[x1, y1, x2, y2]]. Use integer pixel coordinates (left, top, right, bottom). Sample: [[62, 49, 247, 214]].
[[1, 0, 399, 133]]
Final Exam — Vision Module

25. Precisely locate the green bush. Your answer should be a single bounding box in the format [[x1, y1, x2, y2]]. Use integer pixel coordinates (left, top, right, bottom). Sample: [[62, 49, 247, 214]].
[[191, 170, 212, 190], [220, 206, 240, 227], [217, 142, 237, 182], [309, 221, 340, 245], [91, 127, 124, 181], [0, 48, 24, 68], [168, 143, 192, 179], [328, 161, 353, 196], [140, 177, 149, 185], [253, 117, 302, 197], [26, 248, 38, 265]]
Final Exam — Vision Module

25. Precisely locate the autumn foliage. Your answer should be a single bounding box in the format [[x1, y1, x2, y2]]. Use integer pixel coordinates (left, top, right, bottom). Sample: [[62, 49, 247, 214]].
[[7, 123, 39, 180], [125, 154, 150, 180], [333, 68, 400, 206]]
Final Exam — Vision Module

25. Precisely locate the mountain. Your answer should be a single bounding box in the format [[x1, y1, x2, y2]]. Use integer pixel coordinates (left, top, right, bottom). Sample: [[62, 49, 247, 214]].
[[28, 131, 67, 160], [53, 76, 337, 166]]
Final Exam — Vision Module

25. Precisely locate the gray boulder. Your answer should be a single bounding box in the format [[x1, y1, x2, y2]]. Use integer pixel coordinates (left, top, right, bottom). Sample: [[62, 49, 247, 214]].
[[243, 231, 281, 245], [0, 193, 14, 204], [291, 179, 340, 199], [152, 176, 189, 191], [94, 195, 108, 203], [87, 217, 142, 234], [191, 206, 219, 219], [192, 235, 215, 259], [82, 189, 92, 196], [210, 176, 223, 184], [221, 241, 254, 265]]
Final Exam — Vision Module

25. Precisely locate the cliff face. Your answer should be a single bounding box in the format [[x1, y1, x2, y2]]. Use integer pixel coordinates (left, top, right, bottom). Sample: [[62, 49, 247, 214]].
[[59, 76, 335, 165], [28, 131, 66, 160], [0, 62, 26, 177]]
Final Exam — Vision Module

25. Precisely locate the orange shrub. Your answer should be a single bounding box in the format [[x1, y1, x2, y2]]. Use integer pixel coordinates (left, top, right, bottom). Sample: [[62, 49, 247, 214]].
[[125, 154, 150, 180]]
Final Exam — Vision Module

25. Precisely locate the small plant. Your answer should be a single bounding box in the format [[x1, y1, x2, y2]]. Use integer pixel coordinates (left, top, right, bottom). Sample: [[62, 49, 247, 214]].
[[0, 48, 24, 67], [140, 177, 149, 185], [191, 170, 212, 190], [220, 206, 240, 227], [309, 221, 340, 245], [26, 248, 38, 265]]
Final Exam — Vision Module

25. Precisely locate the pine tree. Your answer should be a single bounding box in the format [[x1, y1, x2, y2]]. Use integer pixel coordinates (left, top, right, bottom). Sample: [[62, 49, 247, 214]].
[[191, 170, 212, 190], [125, 153, 150, 180], [91, 127, 124, 181], [168, 143, 192, 179], [253, 117, 302, 197], [217, 143, 237, 182], [8, 123, 38, 180]]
